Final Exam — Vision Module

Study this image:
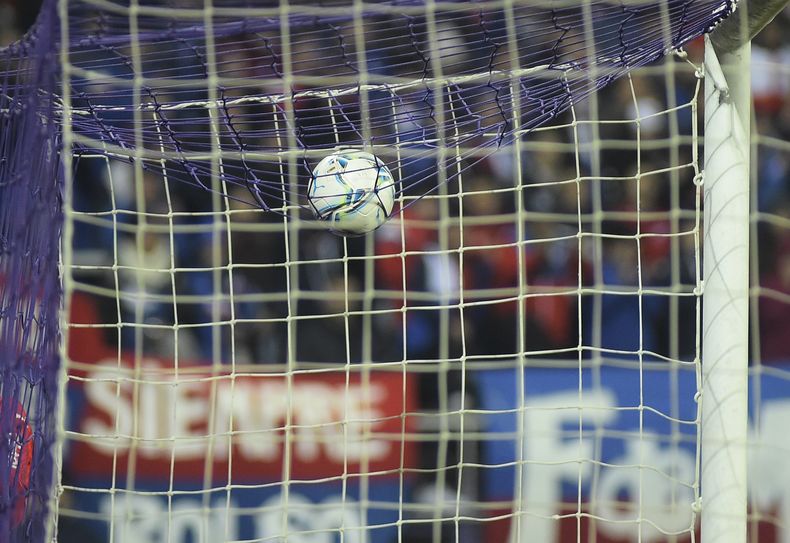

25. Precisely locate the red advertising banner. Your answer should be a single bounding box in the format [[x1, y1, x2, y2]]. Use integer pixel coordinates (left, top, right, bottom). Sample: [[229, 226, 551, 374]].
[[66, 358, 416, 483], [65, 292, 417, 483]]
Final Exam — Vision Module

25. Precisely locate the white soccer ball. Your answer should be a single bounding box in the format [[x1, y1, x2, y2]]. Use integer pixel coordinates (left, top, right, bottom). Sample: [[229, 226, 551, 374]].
[[307, 150, 396, 236]]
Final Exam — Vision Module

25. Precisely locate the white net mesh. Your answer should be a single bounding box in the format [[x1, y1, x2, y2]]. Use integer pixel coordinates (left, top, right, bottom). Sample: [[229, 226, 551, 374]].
[[56, 2, 725, 542]]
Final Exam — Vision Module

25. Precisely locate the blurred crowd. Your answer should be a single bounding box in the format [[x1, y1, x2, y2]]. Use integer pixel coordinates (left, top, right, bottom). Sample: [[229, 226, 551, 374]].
[[54, 9, 790, 371], [0, 0, 786, 372], [0, 0, 785, 366]]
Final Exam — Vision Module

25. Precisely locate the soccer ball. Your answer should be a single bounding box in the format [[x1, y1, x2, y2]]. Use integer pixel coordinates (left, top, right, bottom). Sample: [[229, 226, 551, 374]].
[[307, 150, 396, 236]]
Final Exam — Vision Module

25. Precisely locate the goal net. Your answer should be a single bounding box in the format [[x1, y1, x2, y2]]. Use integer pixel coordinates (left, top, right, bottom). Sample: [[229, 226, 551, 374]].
[[6, 0, 789, 541]]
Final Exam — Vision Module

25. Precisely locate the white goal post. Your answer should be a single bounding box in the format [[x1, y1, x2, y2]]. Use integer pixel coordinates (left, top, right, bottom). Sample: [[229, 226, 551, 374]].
[[45, 1, 789, 543], [701, 33, 750, 543]]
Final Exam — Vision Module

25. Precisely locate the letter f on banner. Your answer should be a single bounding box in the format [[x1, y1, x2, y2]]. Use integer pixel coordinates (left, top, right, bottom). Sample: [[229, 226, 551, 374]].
[[509, 390, 616, 543]]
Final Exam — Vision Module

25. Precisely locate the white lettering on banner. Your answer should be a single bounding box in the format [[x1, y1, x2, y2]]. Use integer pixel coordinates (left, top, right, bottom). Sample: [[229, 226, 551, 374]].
[[595, 441, 696, 540], [505, 392, 790, 543], [509, 390, 617, 543], [101, 493, 236, 542], [257, 493, 365, 543], [507, 390, 696, 543], [750, 400, 790, 543], [81, 361, 390, 464], [100, 493, 364, 543], [83, 367, 134, 441], [210, 380, 282, 461], [172, 381, 210, 457]]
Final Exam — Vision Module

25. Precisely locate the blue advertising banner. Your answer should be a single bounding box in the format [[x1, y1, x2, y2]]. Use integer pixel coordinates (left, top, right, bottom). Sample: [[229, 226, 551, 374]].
[[475, 364, 790, 543], [66, 479, 405, 543]]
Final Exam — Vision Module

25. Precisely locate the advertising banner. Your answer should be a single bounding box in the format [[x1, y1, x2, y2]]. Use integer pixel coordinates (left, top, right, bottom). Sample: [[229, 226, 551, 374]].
[[476, 364, 790, 543], [63, 357, 416, 543]]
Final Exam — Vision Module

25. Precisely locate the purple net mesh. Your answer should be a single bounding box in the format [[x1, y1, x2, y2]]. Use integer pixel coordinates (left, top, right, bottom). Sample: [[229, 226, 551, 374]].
[[0, 0, 734, 539], [64, 0, 735, 212], [0, 0, 61, 540]]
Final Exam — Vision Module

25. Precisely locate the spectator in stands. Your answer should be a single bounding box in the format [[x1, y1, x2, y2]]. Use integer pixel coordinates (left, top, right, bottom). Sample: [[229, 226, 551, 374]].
[[751, 23, 790, 115], [226, 184, 289, 364], [460, 171, 519, 357], [295, 273, 401, 364], [587, 234, 663, 359]]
